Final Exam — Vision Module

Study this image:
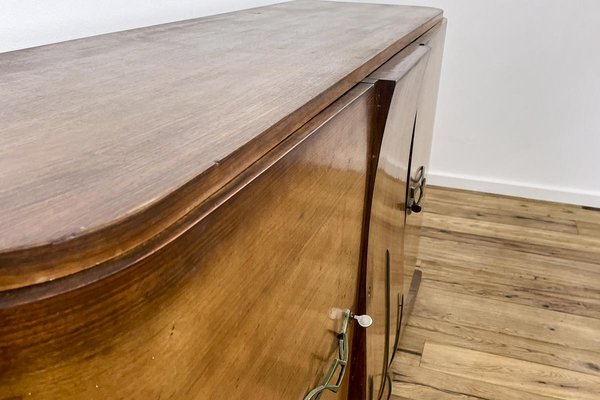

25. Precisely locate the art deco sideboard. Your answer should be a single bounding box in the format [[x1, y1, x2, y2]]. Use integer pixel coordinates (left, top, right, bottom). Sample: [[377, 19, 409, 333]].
[[0, 1, 445, 399]]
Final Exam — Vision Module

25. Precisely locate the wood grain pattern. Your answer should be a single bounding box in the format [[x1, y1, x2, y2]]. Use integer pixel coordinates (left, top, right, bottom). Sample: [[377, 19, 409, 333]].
[[402, 316, 600, 378], [414, 256, 600, 320], [426, 200, 579, 234], [363, 45, 430, 400], [0, 84, 374, 400], [400, 18, 446, 332], [422, 213, 600, 257], [358, 20, 445, 399], [0, 0, 442, 291], [392, 186, 600, 400], [392, 363, 559, 400], [421, 343, 600, 400], [415, 283, 600, 352]]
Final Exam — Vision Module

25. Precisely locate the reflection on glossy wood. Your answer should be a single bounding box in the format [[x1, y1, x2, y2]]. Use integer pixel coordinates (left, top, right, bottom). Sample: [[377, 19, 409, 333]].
[[403, 20, 447, 297], [0, 85, 374, 400], [363, 46, 430, 399]]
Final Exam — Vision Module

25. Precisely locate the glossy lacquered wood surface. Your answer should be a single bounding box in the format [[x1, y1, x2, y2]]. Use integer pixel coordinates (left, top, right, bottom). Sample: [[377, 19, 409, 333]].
[[363, 46, 430, 399], [0, 84, 375, 399], [402, 20, 446, 305], [0, 0, 442, 291]]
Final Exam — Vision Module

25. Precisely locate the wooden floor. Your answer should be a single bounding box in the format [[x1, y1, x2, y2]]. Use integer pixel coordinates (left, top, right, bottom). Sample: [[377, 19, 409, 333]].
[[392, 186, 600, 400]]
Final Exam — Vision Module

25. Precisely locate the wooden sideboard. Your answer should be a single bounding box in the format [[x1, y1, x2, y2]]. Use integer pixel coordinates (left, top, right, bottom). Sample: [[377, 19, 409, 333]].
[[0, 1, 445, 399]]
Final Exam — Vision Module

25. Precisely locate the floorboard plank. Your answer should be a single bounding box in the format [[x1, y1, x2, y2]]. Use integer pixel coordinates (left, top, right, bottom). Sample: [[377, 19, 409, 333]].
[[418, 235, 600, 277], [427, 199, 578, 234], [422, 213, 600, 255], [392, 362, 561, 400], [426, 187, 600, 224], [418, 262, 600, 319], [413, 283, 600, 352], [420, 342, 600, 400], [401, 316, 600, 377], [392, 187, 600, 400]]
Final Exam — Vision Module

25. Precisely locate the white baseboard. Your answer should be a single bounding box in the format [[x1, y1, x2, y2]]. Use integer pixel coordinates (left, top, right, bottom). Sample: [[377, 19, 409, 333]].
[[427, 171, 600, 208]]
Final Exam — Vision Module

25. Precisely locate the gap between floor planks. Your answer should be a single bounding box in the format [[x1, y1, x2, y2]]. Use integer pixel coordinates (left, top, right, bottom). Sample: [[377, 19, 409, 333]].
[[392, 186, 600, 400]]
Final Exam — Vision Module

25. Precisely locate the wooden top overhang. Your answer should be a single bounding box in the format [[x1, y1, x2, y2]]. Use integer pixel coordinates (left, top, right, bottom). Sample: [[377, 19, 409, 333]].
[[0, 0, 442, 292]]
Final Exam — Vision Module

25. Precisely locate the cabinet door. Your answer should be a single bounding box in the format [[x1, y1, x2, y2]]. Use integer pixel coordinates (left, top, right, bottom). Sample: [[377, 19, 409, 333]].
[[363, 45, 430, 400], [0, 84, 375, 400], [403, 20, 447, 316]]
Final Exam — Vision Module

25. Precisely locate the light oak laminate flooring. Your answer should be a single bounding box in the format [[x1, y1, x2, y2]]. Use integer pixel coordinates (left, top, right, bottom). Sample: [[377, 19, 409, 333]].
[[393, 186, 600, 400]]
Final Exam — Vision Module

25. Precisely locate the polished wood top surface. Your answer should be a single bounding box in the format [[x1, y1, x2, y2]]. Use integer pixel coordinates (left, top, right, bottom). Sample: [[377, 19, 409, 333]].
[[0, 0, 441, 289]]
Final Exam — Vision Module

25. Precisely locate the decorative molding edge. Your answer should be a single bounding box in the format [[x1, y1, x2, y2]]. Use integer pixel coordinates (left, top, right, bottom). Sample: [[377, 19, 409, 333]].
[[427, 171, 600, 208]]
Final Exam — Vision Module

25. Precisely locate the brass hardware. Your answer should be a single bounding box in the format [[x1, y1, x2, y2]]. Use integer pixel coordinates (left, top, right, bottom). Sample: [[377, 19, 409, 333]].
[[407, 166, 426, 214], [303, 309, 371, 400]]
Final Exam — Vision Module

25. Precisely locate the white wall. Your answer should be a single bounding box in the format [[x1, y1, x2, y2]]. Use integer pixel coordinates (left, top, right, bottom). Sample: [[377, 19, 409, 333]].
[[0, 0, 281, 53], [345, 0, 600, 207], [2, 0, 600, 206]]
